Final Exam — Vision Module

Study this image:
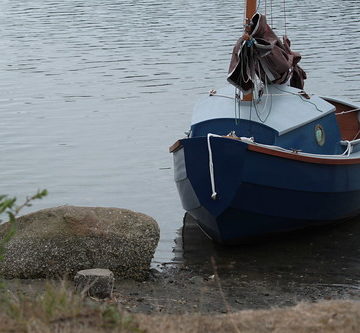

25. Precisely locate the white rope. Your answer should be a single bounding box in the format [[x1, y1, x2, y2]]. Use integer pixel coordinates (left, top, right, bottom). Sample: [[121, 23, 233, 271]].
[[342, 140, 353, 156], [209, 90, 307, 100], [223, 134, 357, 159], [209, 91, 236, 100], [339, 139, 360, 156], [207, 133, 222, 200], [252, 139, 357, 158], [335, 108, 360, 115], [206, 133, 357, 200], [207, 134, 254, 200]]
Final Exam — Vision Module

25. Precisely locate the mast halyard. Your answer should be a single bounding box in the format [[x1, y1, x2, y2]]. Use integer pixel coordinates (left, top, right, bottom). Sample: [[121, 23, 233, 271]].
[[242, 0, 257, 101]]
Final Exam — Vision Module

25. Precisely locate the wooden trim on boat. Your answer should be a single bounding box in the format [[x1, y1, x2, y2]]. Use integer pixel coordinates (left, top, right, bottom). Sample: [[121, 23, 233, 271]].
[[169, 140, 183, 153], [248, 144, 360, 165]]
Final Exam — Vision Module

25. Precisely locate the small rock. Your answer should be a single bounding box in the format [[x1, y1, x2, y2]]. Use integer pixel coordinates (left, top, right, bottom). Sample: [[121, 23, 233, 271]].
[[130, 292, 139, 296], [74, 268, 114, 299], [189, 276, 204, 285]]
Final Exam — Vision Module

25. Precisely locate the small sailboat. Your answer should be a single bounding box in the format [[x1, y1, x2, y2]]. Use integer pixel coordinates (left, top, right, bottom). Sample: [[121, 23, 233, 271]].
[[170, 0, 360, 244]]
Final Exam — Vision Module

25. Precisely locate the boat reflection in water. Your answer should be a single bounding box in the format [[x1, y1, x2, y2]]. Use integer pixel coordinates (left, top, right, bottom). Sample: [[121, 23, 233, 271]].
[[174, 213, 360, 291]]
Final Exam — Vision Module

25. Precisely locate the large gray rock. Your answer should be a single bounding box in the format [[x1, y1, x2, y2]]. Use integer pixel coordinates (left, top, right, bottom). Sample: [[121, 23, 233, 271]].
[[0, 206, 159, 280]]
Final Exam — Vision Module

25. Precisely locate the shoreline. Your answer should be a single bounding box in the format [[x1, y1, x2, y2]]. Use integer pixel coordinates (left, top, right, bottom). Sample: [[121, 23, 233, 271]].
[[3, 213, 360, 316], [1, 273, 359, 332], [3, 264, 360, 316]]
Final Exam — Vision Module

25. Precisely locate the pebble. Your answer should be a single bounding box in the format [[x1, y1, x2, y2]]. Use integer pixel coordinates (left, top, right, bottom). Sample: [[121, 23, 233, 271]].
[[189, 276, 204, 285], [74, 268, 115, 299]]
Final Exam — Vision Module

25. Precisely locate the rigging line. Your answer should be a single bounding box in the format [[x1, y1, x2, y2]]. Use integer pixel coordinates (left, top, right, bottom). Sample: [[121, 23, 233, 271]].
[[335, 108, 360, 115], [255, 138, 354, 158], [234, 88, 238, 124], [253, 86, 272, 123], [237, 88, 241, 124], [235, 134, 355, 158], [283, 0, 287, 36], [263, 79, 273, 122], [234, 87, 239, 125], [256, 0, 262, 12], [237, 91, 241, 125], [273, 85, 325, 113], [265, 0, 267, 16], [210, 92, 296, 100], [251, 62, 272, 123], [249, 90, 253, 135], [211, 93, 236, 100], [352, 128, 360, 141], [260, 63, 271, 114]]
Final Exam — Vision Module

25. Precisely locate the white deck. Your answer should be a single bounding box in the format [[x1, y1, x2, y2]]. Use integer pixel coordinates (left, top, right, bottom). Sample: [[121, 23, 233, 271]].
[[192, 84, 337, 135]]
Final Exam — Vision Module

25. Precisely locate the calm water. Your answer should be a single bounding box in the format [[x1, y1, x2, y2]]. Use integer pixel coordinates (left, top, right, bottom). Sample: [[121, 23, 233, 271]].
[[1, 0, 360, 264]]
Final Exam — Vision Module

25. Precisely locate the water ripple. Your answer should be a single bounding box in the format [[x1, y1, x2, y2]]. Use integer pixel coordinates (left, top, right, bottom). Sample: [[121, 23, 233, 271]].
[[0, 0, 359, 262]]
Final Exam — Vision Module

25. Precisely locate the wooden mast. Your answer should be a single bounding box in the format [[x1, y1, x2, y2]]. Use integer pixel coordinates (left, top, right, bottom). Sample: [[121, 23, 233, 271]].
[[245, 0, 257, 22], [242, 0, 257, 101]]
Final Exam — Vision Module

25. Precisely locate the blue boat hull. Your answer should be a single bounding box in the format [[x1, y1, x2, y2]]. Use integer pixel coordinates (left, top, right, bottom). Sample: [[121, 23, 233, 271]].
[[173, 136, 360, 243]]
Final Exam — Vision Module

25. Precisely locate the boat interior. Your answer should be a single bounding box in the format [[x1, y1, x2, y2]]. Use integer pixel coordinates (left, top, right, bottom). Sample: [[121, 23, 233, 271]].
[[326, 99, 360, 142]]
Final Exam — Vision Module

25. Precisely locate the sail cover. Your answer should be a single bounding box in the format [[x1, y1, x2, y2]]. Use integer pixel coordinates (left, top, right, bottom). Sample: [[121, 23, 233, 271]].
[[228, 13, 306, 94]]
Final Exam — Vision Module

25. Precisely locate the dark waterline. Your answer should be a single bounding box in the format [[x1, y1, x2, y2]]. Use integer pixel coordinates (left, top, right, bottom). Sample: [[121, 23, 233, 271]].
[[0, 0, 360, 266]]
